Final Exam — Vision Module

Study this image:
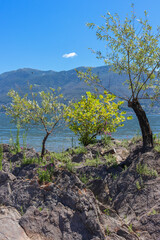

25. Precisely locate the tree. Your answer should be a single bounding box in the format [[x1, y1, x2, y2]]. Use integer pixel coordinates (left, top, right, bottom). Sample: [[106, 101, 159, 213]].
[[65, 91, 126, 146], [78, 5, 160, 149], [4, 87, 65, 158]]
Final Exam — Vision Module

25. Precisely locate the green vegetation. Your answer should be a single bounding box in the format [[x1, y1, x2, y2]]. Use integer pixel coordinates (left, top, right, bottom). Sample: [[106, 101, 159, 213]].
[[148, 209, 159, 215], [128, 223, 133, 233], [65, 91, 126, 146], [68, 146, 87, 155], [105, 154, 117, 168], [136, 180, 142, 190], [5, 87, 65, 158], [136, 163, 158, 177], [79, 173, 89, 184], [0, 144, 3, 171], [78, 5, 160, 149], [22, 156, 40, 165], [85, 156, 103, 167], [37, 163, 54, 184]]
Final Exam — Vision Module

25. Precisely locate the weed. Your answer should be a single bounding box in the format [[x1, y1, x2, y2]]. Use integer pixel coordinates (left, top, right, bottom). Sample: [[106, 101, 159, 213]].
[[119, 139, 129, 148], [80, 173, 88, 184], [69, 146, 87, 155], [85, 157, 103, 167], [9, 160, 12, 171], [0, 144, 3, 171], [105, 226, 110, 236], [136, 177, 144, 190], [39, 207, 43, 211], [105, 154, 117, 167], [65, 159, 75, 173], [22, 157, 40, 165], [136, 181, 141, 190], [148, 209, 159, 215], [131, 130, 142, 144], [128, 223, 133, 233], [37, 163, 54, 184], [154, 144, 160, 153], [123, 165, 128, 171], [136, 163, 158, 177], [51, 152, 70, 163], [102, 135, 112, 146], [103, 208, 110, 216], [112, 174, 118, 180], [20, 206, 24, 215]]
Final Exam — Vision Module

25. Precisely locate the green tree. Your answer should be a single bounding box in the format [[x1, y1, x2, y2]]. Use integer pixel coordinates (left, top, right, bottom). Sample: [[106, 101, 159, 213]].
[[4, 87, 65, 158], [78, 5, 160, 149], [65, 91, 126, 146]]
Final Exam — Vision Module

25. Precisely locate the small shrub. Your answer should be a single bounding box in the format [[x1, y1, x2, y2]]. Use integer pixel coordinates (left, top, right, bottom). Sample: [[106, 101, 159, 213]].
[[65, 91, 126, 146]]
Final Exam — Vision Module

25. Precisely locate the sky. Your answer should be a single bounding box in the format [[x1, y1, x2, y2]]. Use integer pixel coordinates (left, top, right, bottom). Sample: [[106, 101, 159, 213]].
[[0, 0, 160, 73]]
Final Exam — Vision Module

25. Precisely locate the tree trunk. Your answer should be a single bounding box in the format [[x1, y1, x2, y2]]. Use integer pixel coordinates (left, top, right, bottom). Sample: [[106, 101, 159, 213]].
[[41, 132, 50, 158], [128, 99, 153, 149]]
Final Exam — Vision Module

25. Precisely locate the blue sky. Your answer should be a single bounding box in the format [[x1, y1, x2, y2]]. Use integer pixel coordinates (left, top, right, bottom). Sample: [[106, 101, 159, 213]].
[[0, 0, 160, 73]]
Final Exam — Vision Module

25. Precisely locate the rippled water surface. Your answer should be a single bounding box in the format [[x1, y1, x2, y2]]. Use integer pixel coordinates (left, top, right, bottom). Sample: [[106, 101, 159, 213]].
[[0, 112, 160, 152]]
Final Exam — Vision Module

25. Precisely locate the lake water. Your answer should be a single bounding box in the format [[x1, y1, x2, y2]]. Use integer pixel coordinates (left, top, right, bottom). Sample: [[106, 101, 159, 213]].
[[0, 112, 160, 152]]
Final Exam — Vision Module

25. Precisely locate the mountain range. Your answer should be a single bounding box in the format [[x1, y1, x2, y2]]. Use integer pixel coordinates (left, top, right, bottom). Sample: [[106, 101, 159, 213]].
[[0, 66, 159, 113]]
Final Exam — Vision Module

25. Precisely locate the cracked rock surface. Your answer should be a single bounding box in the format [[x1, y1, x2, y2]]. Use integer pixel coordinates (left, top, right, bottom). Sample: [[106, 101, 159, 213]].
[[0, 142, 160, 239]]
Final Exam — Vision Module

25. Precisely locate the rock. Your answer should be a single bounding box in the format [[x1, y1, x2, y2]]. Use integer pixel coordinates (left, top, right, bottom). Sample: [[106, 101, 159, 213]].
[[0, 141, 160, 239], [0, 206, 30, 240]]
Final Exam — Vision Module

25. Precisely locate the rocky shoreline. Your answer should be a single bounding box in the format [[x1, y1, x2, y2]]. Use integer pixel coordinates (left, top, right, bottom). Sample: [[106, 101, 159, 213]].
[[0, 139, 160, 240]]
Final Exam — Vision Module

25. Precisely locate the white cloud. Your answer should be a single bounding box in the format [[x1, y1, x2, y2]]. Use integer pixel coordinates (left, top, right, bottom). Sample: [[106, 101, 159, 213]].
[[62, 52, 78, 58]]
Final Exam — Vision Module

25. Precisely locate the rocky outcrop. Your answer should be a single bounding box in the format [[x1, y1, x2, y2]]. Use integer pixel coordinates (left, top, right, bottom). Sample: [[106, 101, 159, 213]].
[[0, 142, 160, 239]]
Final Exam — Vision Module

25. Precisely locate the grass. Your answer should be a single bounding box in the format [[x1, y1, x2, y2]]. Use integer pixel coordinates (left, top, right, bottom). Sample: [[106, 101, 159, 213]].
[[37, 163, 54, 184], [68, 146, 87, 155], [105, 154, 117, 167], [154, 144, 160, 153], [136, 163, 158, 178], [0, 144, 3, 171], [101, 135, 112, 146], [79, 173, 89, 184], [85, 156, 103, 167], [51, 152, 71, 163]]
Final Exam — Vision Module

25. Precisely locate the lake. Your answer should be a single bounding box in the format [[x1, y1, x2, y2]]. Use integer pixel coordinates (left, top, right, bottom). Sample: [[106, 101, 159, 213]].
[[0, 112, 160, 152]]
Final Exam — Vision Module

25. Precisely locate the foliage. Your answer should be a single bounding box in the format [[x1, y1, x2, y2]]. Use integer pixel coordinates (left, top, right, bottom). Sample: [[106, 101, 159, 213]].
[[77, 5, 160, 148], [4, 87, 65, 158], [136, 163, 158, 177], [65, 91, 126, 146], [86, 6, 160, 101]]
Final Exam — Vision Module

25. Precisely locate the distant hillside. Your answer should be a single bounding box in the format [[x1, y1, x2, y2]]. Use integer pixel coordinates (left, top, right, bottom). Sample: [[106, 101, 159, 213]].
[[0, 66, 159, 113]]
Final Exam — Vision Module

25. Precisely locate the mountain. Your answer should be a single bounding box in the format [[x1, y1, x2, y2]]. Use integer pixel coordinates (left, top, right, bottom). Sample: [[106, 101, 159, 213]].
[[0, 66, 159, 113], [0, 66, 128, 103]]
